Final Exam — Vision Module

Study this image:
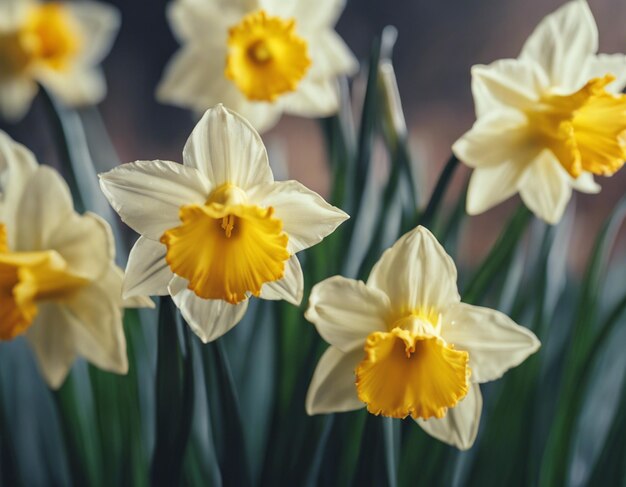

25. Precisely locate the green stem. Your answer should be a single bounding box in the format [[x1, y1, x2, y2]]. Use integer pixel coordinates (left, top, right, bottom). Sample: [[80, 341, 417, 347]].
[[417, 154, 460, 229]]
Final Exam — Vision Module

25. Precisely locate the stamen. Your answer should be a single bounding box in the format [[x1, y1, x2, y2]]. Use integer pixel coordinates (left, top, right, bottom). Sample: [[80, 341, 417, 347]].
[[221, 214, 236, 237]]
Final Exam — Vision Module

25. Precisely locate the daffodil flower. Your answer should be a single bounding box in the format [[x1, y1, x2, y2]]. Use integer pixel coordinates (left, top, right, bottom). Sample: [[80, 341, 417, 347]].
[[0, 0, 119, 121], [99, 105, 349, 343], [453, 0, 626, 224], [305, 226, 539, 450], [156, 0, 358, 133], [0, 131, 151, 389]]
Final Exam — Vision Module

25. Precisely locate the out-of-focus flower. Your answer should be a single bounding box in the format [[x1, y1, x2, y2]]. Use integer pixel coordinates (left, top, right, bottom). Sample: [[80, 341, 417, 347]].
[[305, 226, 539, 450], [99, 104, 348, 343], [453, 0, 626, 224], [0, 131, 151, 389], [156, 0, 358, 133], [0, 0, 120, 121]]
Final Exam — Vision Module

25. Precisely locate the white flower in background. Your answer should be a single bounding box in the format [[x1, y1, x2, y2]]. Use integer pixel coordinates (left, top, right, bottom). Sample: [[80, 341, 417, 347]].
[[453, 0, 626, 224], [305, 226, 539, 450], [99, 105, 348, 343], [156, 0, 358, 133], [0, 0, 120, 121], [0, 131, 152, 389]]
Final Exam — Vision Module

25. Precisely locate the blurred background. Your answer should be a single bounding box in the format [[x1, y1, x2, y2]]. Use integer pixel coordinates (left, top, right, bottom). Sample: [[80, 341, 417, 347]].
[[2, 0, 625, 267]]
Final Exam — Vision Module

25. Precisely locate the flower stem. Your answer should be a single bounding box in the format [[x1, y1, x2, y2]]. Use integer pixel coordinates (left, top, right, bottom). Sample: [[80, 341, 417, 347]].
[[418, 154, 460, 229]]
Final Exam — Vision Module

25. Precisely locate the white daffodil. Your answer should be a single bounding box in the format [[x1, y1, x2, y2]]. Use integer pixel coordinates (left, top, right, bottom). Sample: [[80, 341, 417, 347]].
[[305, 226, 539, 450], [156, 0, 358, 133], [99, 104, 348, 343], [0, 131, 152, 389], [0, 0, 119, 121], [453, 0, 626, 224]]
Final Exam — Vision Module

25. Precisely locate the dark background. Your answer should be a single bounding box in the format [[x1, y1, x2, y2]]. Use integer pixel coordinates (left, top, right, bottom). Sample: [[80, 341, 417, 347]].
[[4, 0, 625, 267]]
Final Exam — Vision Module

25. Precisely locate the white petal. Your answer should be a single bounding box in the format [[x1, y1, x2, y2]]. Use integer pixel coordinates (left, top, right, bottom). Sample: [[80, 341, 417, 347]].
[[519, 150, 573, 225], [15, 166, 74, 250], [38, 68, 107, 107], [47, 212, 114, 281], [64, 270, 128, 375], [572, 172, 601, 194], [263, 0, 346, 29], [99, 160, 209, 240], [367, 226, 460, 314], [310, 29, 359, 78], [166, 0, 233, 44], [183, 104, 274, 190], [0, 77, 37, 122], [169, 276, 249, 343], [466, 161, 529, 216], [305, 346, 364, 415], [0, 0, 32, 30], [470, 60, 547, 118], [247, 180, 349, 253], [441, 303, 540, 383], [305, 276, 390, 352], [453, 109, 533, 168], [583, 53, 626, 93], [259, 255, 304, 306], [123, 236, 172, 299], [104, 263, 155, 308], [416, 383, 483, 451], [519, 0, 598, 91], [68, 1, 120, 66], [26, 303, 77, 390], [0, 131, 37, 245], [282, 77, 340, 118]]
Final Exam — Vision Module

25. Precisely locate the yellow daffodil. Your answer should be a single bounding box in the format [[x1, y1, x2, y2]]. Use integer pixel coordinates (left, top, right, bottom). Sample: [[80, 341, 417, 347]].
[[0, 0, 119, 121], [99, 105, 349, 343], [453, 0, 626, 224], [156, 0, 358, 133], [305, 226, 539, 450], [0, 131, 152, 389]]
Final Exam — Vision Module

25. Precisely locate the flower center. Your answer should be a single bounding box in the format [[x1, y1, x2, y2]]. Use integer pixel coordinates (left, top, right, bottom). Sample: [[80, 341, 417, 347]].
[[225, 10, 311, 102], [160, 184, 290, 304], [0, 223, 89, 340], [355, 313, 470, 420], [0, 3, 81, 76], [528, 75, 626, 179]]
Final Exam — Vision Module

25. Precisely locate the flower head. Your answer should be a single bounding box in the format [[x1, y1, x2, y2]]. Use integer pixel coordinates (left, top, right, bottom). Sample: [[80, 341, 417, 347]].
[[99, 105, 349, 343], [305, 226, 539, 450], [156, 0, 358, 133], [0, 131, 152, 389], [0, 0, 120, 121], [453, 0, 626, 224]]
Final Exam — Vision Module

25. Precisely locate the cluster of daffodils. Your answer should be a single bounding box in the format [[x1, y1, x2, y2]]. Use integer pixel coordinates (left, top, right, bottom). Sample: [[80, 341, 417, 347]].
[[0, 131, 151, 388], [100, 105, 348, 342], [305, 226, 539, 449], [454, 0, 626, 224], [0, 0, 119, 120], [157, 0, 358, 132]]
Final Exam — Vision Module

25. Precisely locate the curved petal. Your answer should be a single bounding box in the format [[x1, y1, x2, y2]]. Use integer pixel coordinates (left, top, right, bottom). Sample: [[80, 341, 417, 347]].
[[416, 383, 482, 451], [0, 77, 38, 122], [367, 226, 460, 315], [15, 166, 74, 251], [306, 346, 364, 415], [247, 180, 349, 253], [183, 104, 274, 190], [123, 236, 172, 299], [263, 0, 346, 29], [47, 212, 113, 281], [68, 1, 120, 66], [519, 150, 573, 225], [306, 276, 390, 352], [583, 53, 626, 93], [441, 303, 540, 383], [282, 77, 340, 118], [470, 59, 547, 117], [169, 276, 249, 343], [519, 0, 598, 91], [64, 270, 128, 375], [26, 302, 77, 390], [0, 131, 37, 244], [309, 29, 359, 78], [166, 0, 234, 45], [453, 109, 533, 168], [38, 68, 107, 107], [104, 264, 155, 309], [99, 160, 209, 240], [259, 255, 304, 305], [572, 172, 601, 194]]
